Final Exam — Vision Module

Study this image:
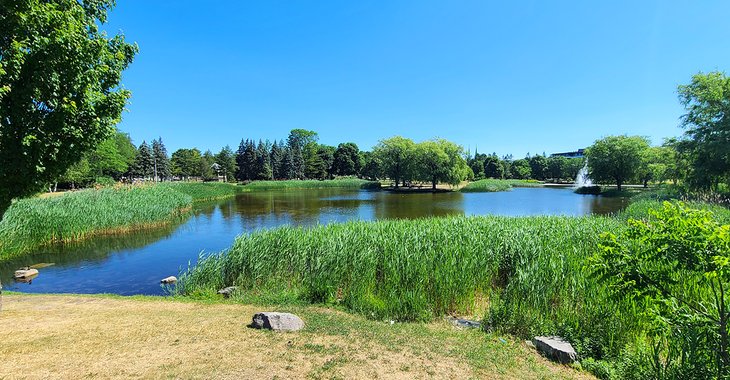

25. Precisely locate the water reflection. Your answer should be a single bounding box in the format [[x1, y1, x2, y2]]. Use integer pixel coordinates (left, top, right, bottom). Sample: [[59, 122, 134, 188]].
[[2, 187, 627, 295]]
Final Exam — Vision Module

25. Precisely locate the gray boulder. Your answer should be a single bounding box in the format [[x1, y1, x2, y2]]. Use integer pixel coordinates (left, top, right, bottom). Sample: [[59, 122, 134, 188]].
[[532, 336, 577, 364], [160, 276, 177, 284], [217, 286, 238, 298], [446, 316, 481, 329], [251, 312, 304, 332]]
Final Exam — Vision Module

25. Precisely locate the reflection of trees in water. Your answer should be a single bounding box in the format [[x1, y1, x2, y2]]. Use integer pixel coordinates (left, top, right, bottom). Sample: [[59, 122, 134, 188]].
[[232, 189, 377, 227], [583, 196, 629, 216], [0, 218, 185, 286], [374, 192, 465, 220]]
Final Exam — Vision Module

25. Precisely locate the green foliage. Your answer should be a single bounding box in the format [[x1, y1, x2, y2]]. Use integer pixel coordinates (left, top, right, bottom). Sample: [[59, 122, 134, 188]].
[[510, 159, 532, 179], [151, 138, 171, 180], [333, 142, 362, 177], [460, 179, 543, 193], [0, 0, 137, 215], [677, 71, 730, 190], [0, 185, 191, 261], [372, 136, 417, 187], [131, 141, 155, 178], [214, 145, 237, 182], [586, 135, 651, 191], [175, 215, 636, 359], [592, 202, 730, 378], [171, 148, 203, 179], [160, 182, 241, 202]]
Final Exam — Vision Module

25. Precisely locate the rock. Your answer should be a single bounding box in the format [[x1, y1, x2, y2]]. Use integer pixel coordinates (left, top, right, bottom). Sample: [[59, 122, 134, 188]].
[[14, 268, 39, 279], [446, 316, 482, 329], [160, 276, 177, 284], [532, 336, 577, 364], [217, 286, 238, 298], [251, 312, 304, 332]]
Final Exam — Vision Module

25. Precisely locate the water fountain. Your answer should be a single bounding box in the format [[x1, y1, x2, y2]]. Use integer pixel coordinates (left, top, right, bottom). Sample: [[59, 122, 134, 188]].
[[574, 163, 600, 194]]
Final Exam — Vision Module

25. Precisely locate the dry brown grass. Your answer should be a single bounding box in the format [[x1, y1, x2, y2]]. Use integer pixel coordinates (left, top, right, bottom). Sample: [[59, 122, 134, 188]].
[[0, 294, 594, 379]]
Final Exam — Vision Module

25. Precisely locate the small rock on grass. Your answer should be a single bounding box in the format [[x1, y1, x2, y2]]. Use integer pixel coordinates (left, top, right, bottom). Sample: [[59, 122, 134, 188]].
[[250, 312, 304, 332], [532, 336, 577, 364], [217, 286, 238, 298], [445, 316, 482, 329]]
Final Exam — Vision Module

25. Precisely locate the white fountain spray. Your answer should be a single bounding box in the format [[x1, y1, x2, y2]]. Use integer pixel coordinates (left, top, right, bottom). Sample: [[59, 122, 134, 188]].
[[574, 163, 593, 188]]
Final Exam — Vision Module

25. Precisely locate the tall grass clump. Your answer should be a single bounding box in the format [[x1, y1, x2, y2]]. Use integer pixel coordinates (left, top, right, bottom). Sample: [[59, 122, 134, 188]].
[[0, 185, 192, 261], [242, 178, 380, 191], [177, 215, 640, 357], [460, 179, 543, 192], [160, 181, 241, 201]]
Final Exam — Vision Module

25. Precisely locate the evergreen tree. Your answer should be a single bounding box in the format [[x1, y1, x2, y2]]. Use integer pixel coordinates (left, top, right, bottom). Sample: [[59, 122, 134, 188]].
[[152, 138, 171, 181], [256, 140, 273, 180], [132, 141, 154, 179], [270, 141, 283, 179], [215, 146, 237, 182], [235, 139, 246, 181]]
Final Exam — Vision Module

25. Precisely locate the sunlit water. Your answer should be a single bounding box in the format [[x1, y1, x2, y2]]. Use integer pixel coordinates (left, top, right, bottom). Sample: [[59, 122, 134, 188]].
[[0, 187, 627, 295]]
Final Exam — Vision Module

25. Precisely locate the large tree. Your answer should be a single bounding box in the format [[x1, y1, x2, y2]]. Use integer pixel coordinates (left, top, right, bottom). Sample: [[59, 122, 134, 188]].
[[171, 148, 203, 179], [0, 0, 137, 216], [585, 135, 650, 191], [333, 142, 361, 177], [214, 145, 237, 182], [372, 136, 416, 187], [131, 141, 154, 179], [677, 71, 730, 190], [152, 138, 171, 181]]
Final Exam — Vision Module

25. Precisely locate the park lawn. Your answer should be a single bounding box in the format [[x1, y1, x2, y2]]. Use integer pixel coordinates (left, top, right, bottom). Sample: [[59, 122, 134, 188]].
[[0, 293, 592, 380]]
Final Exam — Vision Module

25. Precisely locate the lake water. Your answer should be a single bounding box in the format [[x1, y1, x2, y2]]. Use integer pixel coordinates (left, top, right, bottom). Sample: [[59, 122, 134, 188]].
[[0, 187, 627, 295]]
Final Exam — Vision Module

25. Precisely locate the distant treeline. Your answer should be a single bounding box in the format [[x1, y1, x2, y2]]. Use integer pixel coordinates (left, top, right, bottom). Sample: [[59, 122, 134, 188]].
[[59, 128, 587, 189]]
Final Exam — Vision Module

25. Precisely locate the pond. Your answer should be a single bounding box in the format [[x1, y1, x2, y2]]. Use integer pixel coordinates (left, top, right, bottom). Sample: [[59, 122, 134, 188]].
[[0, 187, 628, 295]]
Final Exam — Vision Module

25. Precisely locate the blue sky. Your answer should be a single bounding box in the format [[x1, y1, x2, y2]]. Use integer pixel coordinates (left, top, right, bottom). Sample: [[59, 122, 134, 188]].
[[105, 1, 730, 157]]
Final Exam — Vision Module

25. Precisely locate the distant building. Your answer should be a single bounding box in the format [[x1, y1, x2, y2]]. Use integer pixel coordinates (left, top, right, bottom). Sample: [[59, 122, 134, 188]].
[[550, 149, 585, 158]]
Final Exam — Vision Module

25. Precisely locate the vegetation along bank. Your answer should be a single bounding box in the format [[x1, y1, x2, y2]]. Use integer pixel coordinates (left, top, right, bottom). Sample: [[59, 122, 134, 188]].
[[175, 198, 730, 379]]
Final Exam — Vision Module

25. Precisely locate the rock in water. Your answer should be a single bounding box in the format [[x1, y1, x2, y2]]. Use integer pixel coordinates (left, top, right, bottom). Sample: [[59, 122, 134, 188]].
[[532, 336, 577, 364], [14, 268, 39, 279], [160, 276, 177, 284], [217, 286, 238, 298], [251, 312, 304, 332]]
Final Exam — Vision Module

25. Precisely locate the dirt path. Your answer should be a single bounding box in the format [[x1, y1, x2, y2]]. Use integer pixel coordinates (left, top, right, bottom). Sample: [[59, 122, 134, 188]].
[[0, 294, 593, 379]]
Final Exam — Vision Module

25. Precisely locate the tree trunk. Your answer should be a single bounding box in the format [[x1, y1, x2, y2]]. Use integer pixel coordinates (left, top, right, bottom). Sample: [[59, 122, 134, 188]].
[[432, 177, 437, 190], [616, 179, 622, 192]]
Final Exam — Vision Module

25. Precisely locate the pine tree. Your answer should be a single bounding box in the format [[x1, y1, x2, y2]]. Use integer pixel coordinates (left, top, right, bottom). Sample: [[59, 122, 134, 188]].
[[235, 139, 246, 181], [132, 141, 154, 179], [256, 140, 272, 180], [270, 141, 282, 180], [151, 138, 171, 181]]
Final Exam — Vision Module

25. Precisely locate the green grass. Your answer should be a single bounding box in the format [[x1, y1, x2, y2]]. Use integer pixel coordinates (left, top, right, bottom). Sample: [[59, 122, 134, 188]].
[[0, 182, 242, 261], [460, 179, 543, 192], [241, 178, 381, 191], [160, 181, 242, 201], [176, 215, 639, 360], [0, 185, 191, 261]]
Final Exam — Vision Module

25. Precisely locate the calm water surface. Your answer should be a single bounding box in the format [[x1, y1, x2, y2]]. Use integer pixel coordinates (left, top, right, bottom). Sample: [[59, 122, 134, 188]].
[[0, 187, 627, 295]]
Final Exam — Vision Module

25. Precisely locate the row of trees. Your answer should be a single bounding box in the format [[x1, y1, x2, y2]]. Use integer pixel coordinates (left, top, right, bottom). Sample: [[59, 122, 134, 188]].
[[586, 71, 730, 192], [468, 153, 584, 182]]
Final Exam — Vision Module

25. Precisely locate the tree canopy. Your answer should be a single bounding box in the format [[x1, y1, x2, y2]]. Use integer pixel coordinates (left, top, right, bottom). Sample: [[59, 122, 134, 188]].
[[585, 135, 650, 191], [0, 0, 137, 216], [677, 71, 730, 190]]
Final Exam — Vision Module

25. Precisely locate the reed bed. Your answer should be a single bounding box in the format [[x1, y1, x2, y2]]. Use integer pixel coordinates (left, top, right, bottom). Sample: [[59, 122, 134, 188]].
[[460, 179, 543, 192], [177, 215, 639, 356], [241, 178, 381, 191], [0, 182, 243, 261], [160, 182, 241, 201]]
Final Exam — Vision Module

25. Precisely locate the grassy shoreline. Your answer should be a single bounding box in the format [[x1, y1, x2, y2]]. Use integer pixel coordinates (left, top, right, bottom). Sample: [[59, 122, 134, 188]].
[[0, 182, 240, 262], [460, 179, 543, 192], [0, 293, 593, 379]]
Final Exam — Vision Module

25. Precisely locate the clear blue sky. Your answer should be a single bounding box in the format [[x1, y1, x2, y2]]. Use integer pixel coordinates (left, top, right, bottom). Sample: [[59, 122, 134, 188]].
[[105, 1, 730, 157]]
